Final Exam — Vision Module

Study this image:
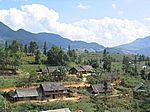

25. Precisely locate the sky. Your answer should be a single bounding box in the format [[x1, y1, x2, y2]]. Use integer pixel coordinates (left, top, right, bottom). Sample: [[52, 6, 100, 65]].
[[0, 0, 150, 47]]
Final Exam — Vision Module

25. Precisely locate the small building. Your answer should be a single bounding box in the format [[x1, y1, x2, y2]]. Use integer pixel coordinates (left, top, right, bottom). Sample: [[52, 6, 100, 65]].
[[8, 88, 40, 101], [81, 65, 93, 73], [8, 82, 68, 101], [0, 68, 17, 75], [37, 66, 64, 75], [90, 83, 113, 94], [39, 82, 67, 99], [69, 65, 93, 75], [69, 66, 85, 74], [41, 108, 71, 112]]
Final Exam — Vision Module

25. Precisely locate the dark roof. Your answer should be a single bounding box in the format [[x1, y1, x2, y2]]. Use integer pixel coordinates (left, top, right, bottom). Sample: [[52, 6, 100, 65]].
[[81, 65, 93, 72], [15, 88, 39, 98], [47, 66, 59, 73], [41, 108, 71, 112], [40, 82, 66, 92], [91, 83, 113, 93], [72, 67, 85, 72]]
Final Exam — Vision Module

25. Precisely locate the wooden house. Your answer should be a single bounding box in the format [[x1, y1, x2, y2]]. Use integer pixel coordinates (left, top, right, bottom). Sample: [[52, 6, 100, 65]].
[[69, 66, 85, 74], [41, 108, 71, 112], [37, 66, 62, 75], [39, 82, 67, 99], [81, 65, 93, 73], [8, 88, 40, 101], [8, 82, 67, 101], [69, 65, 93, 75], [0, 68, 17, 75], [90, 83, 113, 94]]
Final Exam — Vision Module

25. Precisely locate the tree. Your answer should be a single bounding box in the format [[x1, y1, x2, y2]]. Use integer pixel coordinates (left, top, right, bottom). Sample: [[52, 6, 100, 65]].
[[103, 49, 107, 60], [140, 69, 146, 80], [28, 41, 38, 54], [47, 46, 68, 66], [35, 50, 41, 64], [103, 55, 112, 72], [0, 43, 5, 68], [9, 40, 21, 53], [122, 56, 132, 73], [67, 49, 77, 62], [4, 41, 8, 51], [24, 44, 28, 54], [103, 81, 108, 96], [43, 41, 48, 55], [0, 95, 11, 112]]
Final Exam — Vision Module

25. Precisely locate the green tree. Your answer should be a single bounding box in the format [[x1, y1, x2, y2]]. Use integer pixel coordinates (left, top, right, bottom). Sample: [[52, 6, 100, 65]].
[[67, 49, 77, 62], [140, 69, 146, 80], [0, 43, 5, 68], [0, 95, 11, 112], [103, 55, 112, 72], [28, 41, 38, 54], [24, 44, 28, 54], [47, 46, 68, 65], [35, 50, 41, 64], [103, 81, 108, 96], [43, 41, 48, 55]]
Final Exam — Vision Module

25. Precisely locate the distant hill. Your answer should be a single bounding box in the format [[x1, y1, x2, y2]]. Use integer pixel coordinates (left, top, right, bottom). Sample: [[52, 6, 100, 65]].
[[0, 22, 105, 51], [115, 36, 150, 56]]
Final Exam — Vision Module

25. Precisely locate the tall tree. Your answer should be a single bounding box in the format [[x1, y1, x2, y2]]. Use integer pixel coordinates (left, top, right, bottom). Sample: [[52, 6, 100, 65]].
[[103, 81, 108, 96], [0, 43, 4, 68], [43, 41, 48, 55], [47, 46, 68, 66], [35, 50, 41, 64], [28, 41, 38, 54], [24, 44, 28, 54]]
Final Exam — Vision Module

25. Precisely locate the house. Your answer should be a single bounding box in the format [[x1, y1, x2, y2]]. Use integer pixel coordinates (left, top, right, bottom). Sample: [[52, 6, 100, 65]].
[[8, 88, 40, 101], [69, 65, 93, 75], [69, 66, 85, 74], [0, 68, 17, 75], [90, 83, 113, 94], [39, 82, 67, 99], [41, 108, 71, 112], [81, 65, 93, 73], [37, 66, 64, 75], [47, 66, 59, 73], [8, 82, 68, 101]]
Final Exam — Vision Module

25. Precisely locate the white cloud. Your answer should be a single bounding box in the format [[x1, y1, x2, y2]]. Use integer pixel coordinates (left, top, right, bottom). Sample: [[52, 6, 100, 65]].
[[112, 4, 117, 9], [77, 3, 91, 10], [0, 4, 150, 47]]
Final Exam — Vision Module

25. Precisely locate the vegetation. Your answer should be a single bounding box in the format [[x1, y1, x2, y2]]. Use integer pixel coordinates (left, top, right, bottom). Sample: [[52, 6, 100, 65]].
[[0, 40, 149, 111]]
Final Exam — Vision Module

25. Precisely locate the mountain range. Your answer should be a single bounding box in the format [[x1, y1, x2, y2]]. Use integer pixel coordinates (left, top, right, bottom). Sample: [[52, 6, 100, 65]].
[[0, 22, 104, 51], [0, 22, 150, 56]]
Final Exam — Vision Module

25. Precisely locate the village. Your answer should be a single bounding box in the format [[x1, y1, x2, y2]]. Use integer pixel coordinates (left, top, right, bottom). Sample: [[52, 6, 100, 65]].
[[0, 40, 149, 112]]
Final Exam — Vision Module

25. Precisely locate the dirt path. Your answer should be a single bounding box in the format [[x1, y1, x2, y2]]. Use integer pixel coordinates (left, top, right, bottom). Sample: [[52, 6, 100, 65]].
[[0, 83, 90, 92], [64, 83, 90, 87]]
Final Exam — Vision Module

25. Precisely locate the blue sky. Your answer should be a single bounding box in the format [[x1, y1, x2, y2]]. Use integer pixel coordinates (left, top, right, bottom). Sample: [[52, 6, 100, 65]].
[[0, 0, 150, 47]]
